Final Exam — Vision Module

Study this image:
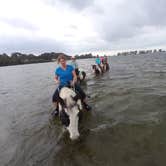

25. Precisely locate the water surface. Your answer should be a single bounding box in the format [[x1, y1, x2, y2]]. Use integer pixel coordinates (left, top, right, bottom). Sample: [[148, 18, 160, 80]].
[[0, 53, 166, 166]]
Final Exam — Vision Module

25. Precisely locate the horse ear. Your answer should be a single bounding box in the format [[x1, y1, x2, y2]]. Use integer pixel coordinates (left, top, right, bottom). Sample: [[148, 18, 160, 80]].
[[72, 94, 80, 101]]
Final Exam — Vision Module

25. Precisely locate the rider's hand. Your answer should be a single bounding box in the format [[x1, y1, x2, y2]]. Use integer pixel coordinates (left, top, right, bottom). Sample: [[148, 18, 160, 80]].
[[70, 80, 75, 87], [54, 78, 60, 85]]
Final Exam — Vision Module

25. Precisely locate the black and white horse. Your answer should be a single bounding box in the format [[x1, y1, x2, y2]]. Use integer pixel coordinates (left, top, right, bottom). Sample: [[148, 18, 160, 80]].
[[92, 64, 103, 75], [75, 68, 86, 84], [58, 87, 83, 140], [92, 63, 109, 76]]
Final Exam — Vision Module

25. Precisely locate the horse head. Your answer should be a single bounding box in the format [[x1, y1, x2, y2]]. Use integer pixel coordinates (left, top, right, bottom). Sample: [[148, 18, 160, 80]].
[[59, 87, 82, 140], [92, 64, 96, 70], [80, 71, 86, 81]]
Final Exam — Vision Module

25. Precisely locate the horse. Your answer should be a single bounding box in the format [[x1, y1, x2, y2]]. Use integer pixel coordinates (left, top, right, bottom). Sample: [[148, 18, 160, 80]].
[[92, 63, 110, 76], [92, 64, 103, 75], [75, 68, 86, 84], [58, 87, 83, 140]]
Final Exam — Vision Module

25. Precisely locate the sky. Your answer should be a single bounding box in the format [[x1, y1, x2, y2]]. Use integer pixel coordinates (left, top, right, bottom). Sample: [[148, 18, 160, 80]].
[[0, 0, 166, 55]]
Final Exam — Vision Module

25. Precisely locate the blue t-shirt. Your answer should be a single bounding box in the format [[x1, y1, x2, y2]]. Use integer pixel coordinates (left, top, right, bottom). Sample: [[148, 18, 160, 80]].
[[55, 65, 74, 86]]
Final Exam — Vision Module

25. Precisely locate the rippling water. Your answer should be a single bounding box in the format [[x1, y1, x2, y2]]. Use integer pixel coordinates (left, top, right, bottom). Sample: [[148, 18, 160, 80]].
[[1, 53, 166, 166]]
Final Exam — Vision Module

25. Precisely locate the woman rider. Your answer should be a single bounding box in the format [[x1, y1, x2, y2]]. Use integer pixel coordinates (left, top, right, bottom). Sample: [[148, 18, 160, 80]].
[[52, 54, 91, 116]]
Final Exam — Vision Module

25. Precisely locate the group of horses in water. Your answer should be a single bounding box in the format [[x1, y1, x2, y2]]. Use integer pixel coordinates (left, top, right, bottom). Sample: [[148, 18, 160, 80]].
[[54, 61, 110, 140], [78, 61, 110, 83], [92, 62, 110, 76]]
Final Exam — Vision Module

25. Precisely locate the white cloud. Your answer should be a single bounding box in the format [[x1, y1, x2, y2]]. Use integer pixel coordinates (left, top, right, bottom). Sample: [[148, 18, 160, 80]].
[[0, 0, 166, 55]]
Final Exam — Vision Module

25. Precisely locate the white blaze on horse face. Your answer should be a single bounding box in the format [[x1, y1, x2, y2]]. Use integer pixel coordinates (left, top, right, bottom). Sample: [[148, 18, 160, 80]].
[[67, 106, 80, 140], [59, 87, 80, 140]]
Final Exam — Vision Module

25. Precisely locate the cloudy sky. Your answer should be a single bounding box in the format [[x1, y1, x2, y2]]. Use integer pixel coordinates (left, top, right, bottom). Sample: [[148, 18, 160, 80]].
[[0, 0, 166, 55]]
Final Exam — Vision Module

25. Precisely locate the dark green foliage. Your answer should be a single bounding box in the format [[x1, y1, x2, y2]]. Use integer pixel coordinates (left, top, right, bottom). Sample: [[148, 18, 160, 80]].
[[0, 52, 94, 67], [75, 53, 93, 59]]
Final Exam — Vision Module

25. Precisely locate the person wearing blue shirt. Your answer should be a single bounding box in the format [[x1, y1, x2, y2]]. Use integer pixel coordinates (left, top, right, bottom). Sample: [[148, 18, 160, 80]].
[[95, 55, 101, 65], [95, 54, 103, 73], [52, 54, 91, 116], [55, 64, 74, 87]]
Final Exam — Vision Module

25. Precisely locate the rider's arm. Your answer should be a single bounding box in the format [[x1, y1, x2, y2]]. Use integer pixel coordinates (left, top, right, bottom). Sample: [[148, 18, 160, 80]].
[[54, 75, 60, 84]]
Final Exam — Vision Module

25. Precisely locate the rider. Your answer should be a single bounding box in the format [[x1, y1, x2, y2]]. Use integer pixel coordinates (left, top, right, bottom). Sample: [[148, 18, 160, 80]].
[[100, 56, 104, 64], [95, 55, 103, 72], [95, 54, 100, 65], [103, 55, 108, 64], [70, 56, 79, 76], [69, 56, 86, 83], [52, 54, 91, 116]]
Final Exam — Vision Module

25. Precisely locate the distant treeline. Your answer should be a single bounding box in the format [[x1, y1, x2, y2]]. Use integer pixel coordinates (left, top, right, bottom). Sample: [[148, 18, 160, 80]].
[[116, 49, 165, 56], [0, 52, 93, 67]]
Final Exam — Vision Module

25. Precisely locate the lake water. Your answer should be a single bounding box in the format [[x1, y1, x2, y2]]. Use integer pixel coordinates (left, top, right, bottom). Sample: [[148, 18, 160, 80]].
[[0, 53, 166, 166]]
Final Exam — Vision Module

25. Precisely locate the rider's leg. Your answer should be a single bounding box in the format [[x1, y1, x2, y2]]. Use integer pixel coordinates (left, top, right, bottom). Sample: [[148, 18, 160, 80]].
[[74, 83, 86, 100], [52, 88, 60, 116], [74, 84, 91, 111]]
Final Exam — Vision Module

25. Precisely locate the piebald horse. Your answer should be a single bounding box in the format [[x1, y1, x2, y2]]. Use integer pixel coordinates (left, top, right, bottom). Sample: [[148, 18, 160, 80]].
[[75, 68, 86, 84], [58, 87, 83, 140], [92, 64, 103, 75], [92, 63, 109, 76]]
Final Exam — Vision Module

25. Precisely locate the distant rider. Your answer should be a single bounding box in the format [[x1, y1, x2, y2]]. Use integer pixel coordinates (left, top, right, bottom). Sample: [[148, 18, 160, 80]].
[[69, 56, 86, 83], [95, 55, 103, 72], [70, 56, 79, 76]]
